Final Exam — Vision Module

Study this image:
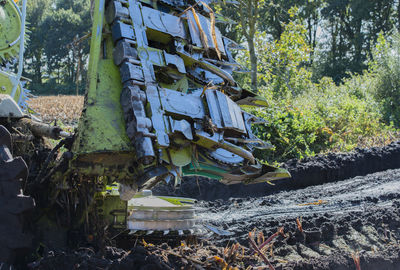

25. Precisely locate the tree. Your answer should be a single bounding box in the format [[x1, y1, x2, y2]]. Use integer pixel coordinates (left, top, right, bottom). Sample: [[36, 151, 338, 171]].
[[24, 0, 51, 85], [256, 12, 313, 98], [25, 0, 91, 95], [236, 0, 264, 92], [299, 0, 325, 63], [315, 0, 397, 83], [214, 0, 265, 92]]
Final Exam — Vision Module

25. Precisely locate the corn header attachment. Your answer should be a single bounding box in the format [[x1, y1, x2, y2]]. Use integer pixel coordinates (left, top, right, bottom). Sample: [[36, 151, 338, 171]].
[[0, 0, 291, 261], [71, 0, 290, 199]]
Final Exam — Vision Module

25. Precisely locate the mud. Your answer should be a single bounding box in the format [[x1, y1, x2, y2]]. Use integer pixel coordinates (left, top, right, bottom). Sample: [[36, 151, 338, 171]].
[[29, 168, 400, 269], [196, 168, 400, 269], [28, 143, 400, 269]]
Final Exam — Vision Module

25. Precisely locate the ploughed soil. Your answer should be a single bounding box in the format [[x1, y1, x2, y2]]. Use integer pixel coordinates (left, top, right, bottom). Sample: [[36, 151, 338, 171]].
[[29, 142, 400, 269]]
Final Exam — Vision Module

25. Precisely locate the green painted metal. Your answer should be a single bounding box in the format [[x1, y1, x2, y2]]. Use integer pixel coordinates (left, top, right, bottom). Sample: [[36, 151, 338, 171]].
[[0, 71, 23, 106], [86, 0, 106, 105], [71, 0, 137, 179], [96, 184, 128, 230], [0, 0, 31, 112], [70, 58, 139, 179], [182, 162, 225, 181], [161, 147, 192, 167], [68, 0, 290, 186], [72, 59, 132, 154], [0, 0, 21, 63]]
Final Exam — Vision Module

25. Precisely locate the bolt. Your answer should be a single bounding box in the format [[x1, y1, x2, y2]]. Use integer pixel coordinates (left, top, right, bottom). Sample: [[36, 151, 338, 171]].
[[1, 86, 6, 92]]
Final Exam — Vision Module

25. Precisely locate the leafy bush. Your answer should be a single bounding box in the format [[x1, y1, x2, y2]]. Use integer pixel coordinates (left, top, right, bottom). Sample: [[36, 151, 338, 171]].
[[252, 100, 329, 162], [251, 69, 396, 163], [370, 32, 400, 127], [237, 17, 400, 163]]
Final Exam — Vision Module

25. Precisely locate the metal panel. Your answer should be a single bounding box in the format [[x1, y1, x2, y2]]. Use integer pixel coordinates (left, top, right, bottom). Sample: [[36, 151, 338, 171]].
[[229, 97, 246, 132], [164, 52, 186, 74], [205, 90, 222, 129], [188, 67, 224, 85], [142, 6, 186, 39], [214, 90, 246, 133], [72, 59, 133, 155], [169, 117, 193, 140], [112, 22, 135, 43], [160, 88, 205, 119], [215, 90, 233, 127], [186, 10, 226, 56], [106, 1, 129, 24], [126, 0, 169, 150], [146, 85, 170, 147], [120, 62, 144, 83], [144, 47, 165, 67], [113, 41, 138, 66]]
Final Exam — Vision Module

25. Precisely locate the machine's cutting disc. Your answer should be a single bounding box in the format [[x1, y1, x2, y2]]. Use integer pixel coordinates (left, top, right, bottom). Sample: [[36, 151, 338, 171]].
[[0, 0, 22, 64], [0, 70, 30, 111], [208, 148, 244, 165], [127, 190, 199, 235]]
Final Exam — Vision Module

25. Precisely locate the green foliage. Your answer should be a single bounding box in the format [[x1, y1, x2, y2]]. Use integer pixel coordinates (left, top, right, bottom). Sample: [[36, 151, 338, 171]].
[[370, 32, 400, 127], [218, 0, 399, 86], [237, 8, 313, 98], [42, 9, 80, 74], [24, 0, 51, 84], [258, 18, 312, 97], [314, 0, 396, 83], [24, 0, 90, 95], [246, 24, 398, 162], [252, 100, 329, 162], [253, 73, 394, 162]]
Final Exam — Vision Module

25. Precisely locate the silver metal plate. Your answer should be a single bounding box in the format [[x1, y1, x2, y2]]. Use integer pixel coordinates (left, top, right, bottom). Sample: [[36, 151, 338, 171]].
[[160, 88, 205, 119], [142, 6, 186, 39], [186, 10, 226, 56], [206, 90, 246, 133]]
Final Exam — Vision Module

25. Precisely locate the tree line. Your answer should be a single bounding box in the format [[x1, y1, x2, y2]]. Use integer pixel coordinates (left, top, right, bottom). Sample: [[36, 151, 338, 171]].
[[216, 0, 400, 91], [23, 0, 400, 95], [24, 0, 91, 95]]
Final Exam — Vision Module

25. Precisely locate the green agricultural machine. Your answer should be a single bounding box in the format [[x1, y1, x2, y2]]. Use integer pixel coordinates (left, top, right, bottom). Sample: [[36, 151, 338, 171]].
[[0, 0, 290, 265]]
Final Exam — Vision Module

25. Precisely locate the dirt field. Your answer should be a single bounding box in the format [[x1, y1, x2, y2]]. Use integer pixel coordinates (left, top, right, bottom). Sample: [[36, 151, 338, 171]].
[[28, 95, 84, 125], [30, 142, 400, 270]]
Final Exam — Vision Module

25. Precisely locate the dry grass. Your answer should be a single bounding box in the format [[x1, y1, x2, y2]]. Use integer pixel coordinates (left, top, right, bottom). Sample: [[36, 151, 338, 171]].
[[28, 95, 84, 124]]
